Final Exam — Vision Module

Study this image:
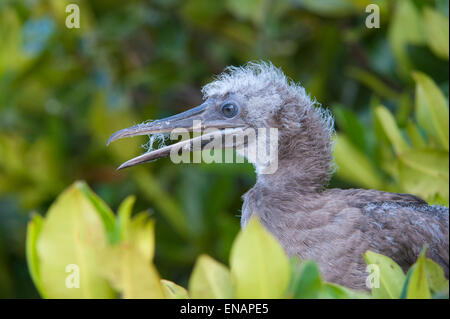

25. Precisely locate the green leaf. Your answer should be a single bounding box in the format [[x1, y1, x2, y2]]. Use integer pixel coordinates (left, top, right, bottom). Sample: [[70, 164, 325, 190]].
[[413, 71, 449, 151], [375, 105, 410, 155], [424, 259, 449, 295], [116, 196, 155, 262], [35, 181, 115, 298], [406, 121, 426, 149], [423, 7, 449, 60], [128, 212, 156, 263], [398, 149, 449, 205], [396, 93, 414, 127], [179, 0, 226, 31], [334, 134, 385, 189], [294, 0, 358, 17], [230, 216, 290, 298], [26, 213, 46, 298], [188, 254, 234, 298], [290, 260, 323, 299], [401, 252, 446, 299], [78, 181, 117, 244], [400, 265, 415, 299], [115, 195, 136, 243], [333, 105, 367, 153], [347, 68, 401, 100], [388, 0, 425, 74], [407, 249, 431, 299], [287, 259, 369, 299], [101, 246, 165, 299], [0, 8, 29, 73], [133, 169, 189, 239], [161, 279, 189, 299], [321, 283, 370, 299], [226, 0, 265, 25], [363, 250, 406, 298], [100, 201, 161, 298]]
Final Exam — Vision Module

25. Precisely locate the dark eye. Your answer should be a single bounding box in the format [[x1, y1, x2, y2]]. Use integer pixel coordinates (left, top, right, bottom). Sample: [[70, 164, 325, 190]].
[[221, 103, 238, 118]]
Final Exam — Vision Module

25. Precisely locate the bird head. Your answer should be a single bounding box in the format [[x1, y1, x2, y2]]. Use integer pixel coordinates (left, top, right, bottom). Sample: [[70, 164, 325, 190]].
[[108, 61, 334, 180]]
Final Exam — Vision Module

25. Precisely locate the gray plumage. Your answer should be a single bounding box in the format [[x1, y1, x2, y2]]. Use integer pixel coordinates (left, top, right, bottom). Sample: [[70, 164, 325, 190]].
[[109, 62, 449, 290], [243, 186, 448, 289]]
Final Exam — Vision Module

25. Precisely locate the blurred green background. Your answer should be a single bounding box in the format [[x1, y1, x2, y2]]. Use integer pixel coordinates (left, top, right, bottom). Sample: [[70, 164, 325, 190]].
[[0, 0, 448, 298]]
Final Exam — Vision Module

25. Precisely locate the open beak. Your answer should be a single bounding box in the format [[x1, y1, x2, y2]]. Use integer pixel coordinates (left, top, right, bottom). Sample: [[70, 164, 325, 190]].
[[107, 101, 247, 170]]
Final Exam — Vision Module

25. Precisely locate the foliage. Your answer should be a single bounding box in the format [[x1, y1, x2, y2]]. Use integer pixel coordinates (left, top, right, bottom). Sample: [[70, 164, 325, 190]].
[[331, 0, 449, 205], [26, 182, 448, 299], [0, 0, 448, 297], [334, 72, 449, 205]]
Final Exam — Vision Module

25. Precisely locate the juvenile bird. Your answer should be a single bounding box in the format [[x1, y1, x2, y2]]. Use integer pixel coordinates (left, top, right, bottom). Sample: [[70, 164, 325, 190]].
[[108, 62, 449, 290]]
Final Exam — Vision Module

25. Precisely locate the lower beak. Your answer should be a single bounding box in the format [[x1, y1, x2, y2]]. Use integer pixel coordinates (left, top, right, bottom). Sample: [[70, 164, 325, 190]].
[[107, 102, 245, 170]]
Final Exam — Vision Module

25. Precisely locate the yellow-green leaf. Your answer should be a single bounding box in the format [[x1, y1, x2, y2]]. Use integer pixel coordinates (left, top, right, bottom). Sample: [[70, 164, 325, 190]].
[[406, 121, 426, 149], [116, 196, 155, 262], [348, 68, 401, 100], [189, 254, 234, 299], [78, 181, 116, 244], [363, 250, 406, 299], [36, 181, 115, 298], [230, 216, 290, 298], [101, 246, 165, 299], [423, 7, 449, 60], [115, 195, 135, 243], [294, 0, 358, 17], [133, 169, 189, 239], [375, 105, 410, 155], [388, 0, 425, 74], [290, 260, 323, 299], [322, 282, 371, 299], [116, 196, 156, 262], [26, 213, 46, 298], [413, 72, 449, 150], [226, 0, 265, 25], [398, 149, 449, 205], [129, 213, 155, 263], [334, 134, 384, 189], [161, 279, 189, 299], [407, 250, 431, 299], [100, 200, 161, 298], [425, 259, 449, 295]]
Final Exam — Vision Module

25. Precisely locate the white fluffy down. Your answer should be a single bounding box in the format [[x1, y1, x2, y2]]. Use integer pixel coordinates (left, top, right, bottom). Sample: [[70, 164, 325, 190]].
[[202, 60, 335, 147], [202, 61, 310, 103]]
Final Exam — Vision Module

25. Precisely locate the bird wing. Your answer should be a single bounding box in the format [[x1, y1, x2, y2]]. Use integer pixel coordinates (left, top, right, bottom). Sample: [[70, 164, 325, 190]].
[[350, 190, 450, 277]]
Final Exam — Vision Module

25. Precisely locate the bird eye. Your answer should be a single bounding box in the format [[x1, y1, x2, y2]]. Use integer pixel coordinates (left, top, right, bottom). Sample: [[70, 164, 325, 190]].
[[221, 103, 238, 118]]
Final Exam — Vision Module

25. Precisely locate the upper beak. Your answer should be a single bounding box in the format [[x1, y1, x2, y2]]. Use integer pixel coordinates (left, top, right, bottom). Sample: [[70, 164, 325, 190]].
[[107, 102, 246, 170], [107, 103, 208, 146]]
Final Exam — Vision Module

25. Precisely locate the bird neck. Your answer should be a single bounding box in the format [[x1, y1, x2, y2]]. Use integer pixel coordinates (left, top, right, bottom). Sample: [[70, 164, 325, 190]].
[[256, 107, 335, 194], [241, 127, 334, 228], [239, 103, 335, 227]]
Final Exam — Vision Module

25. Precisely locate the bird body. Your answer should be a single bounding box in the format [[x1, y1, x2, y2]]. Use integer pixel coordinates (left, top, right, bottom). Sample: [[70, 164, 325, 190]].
[[108, 61, 449, 290], [243, 185, 448, 289]]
